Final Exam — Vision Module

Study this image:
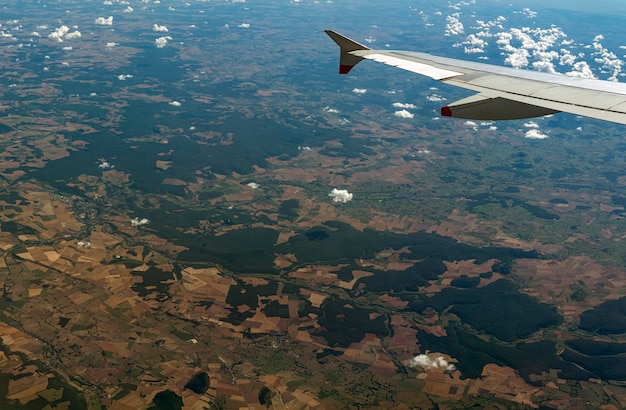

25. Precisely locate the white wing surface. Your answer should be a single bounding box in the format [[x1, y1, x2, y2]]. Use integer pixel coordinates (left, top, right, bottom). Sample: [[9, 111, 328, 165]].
[[325, 30, 626, 124]]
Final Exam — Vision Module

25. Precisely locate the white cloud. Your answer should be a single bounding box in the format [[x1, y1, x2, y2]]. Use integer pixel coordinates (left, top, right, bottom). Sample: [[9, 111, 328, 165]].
[[65, 30, 82, 40], [521, 7, 538, 18], [426, 94, 445, 102], [155, 36, 172, 48], [524, 121, 539, 129], [153, 24, 168, 32], [98, 161, 113, 169], [106, 42, 119, 49], [169, 101, 182, 107], [352, 88, 367, 94], [123, 6, 133, 12], [464, 120, 478, 131], [525, 129, 548, 139], [131, 217, 150, 227], [445, 14, 464, 36], [591, 35, 623, 81], [48, 25, 70, 42], [117, 74, 133, 80], [566, 61, 596, 79], [496, 26, 568, 71], [238, 23, 250, 29], [559, 49, 576, 66], [393, 102, 417, 109], [394, 110, 414, 119], [95, 16, 113, 26], [407, 355, 456, 372], [77, 241, 91, 248], [462, 34, 488, 54], [504, 48, 530, 69], [532, 59, 557, 74], [323, 106, 339, 113], [328, 188, 353, 203], [247, 182, 260, 189]]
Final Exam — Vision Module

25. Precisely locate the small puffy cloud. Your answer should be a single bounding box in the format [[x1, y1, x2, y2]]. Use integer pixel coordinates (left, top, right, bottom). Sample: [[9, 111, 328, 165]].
[[445, 14, 464, 36], [48, 25, 82, 43], [504, 48, 530, 69], [48, 25, 70, 42], [525, 129, 548, 139], [247, 182, 260, 189], [98, 161, 113, 169], [352, 88, 367, 94], [153, 24, 168, 32], [328, 188, 353, 203], [238, 23, 250, 29], [117, 73, 133, 80], [407, 355, 456, 372], [559, 49, 576, 66], [426, 94, 445, 102], [393, 102, 417, 109], [77, 241, 91, 248], [62, 46, 73, 51], [169, 100, 182, 107], [323, 106, 339, 114], [131, 217, 150, 227], [394, 110, 414, 119], [462, 34, 488, 54], [65, 30, 82, 40], [95, 16, 113, 26], [521, 7, 538, 18], [566, 61, 596, 79], [591, 35, 623, 81], [524, 121, 539, 129], [123, 6, 133, 12], [464, 120, 478, 131], [155, 36, 172, 48], [106, 42, 119, 49]]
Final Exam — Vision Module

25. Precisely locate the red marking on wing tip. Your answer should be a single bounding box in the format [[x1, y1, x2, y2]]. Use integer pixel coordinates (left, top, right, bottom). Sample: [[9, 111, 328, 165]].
[[339, 65, 353, 74], [441, 106, 452, 117]]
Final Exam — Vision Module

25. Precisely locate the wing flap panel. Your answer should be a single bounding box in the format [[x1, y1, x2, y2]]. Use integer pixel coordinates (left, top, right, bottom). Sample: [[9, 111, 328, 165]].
[[464, 75, 554, 95], [354, 52, 465, 80], [529, 87, 626, 111]]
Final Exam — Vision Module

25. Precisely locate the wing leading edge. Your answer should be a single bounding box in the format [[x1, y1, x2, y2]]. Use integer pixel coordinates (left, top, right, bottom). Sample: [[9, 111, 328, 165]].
[[325, 30, 626, 125]]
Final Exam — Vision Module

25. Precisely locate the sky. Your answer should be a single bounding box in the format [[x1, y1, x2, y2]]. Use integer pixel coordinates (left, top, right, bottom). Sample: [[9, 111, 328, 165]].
[[486, 0, 625, 13]]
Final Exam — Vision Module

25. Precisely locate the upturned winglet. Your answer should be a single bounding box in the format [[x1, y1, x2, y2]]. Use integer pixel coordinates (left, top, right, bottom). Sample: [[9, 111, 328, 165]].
[[324, 30, 370, 74]]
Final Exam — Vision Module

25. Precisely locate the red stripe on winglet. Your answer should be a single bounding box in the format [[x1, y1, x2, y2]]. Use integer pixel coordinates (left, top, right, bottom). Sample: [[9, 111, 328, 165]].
[[339, 65, 353, 74], [441, 106, 452, 117]]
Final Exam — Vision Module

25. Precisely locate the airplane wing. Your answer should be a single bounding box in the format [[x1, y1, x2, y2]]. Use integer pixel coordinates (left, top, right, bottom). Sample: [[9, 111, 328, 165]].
[[325, 30, 626, 125]]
